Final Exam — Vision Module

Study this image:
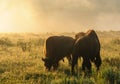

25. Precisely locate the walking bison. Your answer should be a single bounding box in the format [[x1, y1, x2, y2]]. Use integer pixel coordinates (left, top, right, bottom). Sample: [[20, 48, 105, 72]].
[[42, 36, 75, 71], [72, 30, 102, 74]]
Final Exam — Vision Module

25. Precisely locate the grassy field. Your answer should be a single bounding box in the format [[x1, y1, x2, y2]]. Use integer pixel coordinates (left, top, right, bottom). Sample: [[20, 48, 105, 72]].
[[0, 31, 120, 84]]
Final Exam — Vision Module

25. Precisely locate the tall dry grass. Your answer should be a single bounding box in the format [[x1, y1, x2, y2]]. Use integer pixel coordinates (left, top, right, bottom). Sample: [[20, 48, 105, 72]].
[[0, 31, 120, 84]]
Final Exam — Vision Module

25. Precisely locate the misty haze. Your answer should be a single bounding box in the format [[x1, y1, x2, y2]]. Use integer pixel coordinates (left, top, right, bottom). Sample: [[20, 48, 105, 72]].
[[0, 0, 120, 83], [0, 0, 120, 33]]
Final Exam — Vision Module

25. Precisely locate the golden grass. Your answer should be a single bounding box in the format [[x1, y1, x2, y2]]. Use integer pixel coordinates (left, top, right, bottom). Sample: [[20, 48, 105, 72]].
[[0, 31, 120, 84]]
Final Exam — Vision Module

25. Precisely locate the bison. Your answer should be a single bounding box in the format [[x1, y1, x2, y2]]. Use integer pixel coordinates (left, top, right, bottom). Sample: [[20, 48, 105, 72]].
[[75, 32, 85, 39], [71, 30, 102, 74], [42, 36, 75, 71]]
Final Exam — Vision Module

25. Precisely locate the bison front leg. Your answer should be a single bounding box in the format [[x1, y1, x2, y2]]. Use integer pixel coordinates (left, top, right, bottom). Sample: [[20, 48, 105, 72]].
[[53, 62, 59, 70], [71, 55, 78, 74], [66, 55, 72, 66]]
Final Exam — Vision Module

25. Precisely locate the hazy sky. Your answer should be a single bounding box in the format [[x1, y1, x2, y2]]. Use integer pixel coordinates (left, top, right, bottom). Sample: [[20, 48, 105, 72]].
[[0, 0, 120, 33]]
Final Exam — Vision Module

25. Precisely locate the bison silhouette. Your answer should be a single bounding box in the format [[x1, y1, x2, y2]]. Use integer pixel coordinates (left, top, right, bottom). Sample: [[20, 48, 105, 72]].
[[72, 30, 102, 74], [42, 36, 75, 71]]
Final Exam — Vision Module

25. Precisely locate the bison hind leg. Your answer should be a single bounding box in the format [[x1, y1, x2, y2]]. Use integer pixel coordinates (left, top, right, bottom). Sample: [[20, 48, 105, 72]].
[[94, 52, 102, 71]]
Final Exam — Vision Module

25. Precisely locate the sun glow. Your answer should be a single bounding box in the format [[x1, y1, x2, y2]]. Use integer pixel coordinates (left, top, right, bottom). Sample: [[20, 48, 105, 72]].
[[0, 0, 42, 33], [0, 0, 119, 33]]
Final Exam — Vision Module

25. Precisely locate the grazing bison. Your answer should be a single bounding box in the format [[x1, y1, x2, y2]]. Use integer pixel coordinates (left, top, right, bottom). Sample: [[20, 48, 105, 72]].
[[42, 36, 75, 71], [72, 30, 102, 74]]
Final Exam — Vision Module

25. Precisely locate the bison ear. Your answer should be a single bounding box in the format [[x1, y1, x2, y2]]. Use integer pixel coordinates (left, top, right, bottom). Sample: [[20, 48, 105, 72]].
[[42, 58, 46, 62]]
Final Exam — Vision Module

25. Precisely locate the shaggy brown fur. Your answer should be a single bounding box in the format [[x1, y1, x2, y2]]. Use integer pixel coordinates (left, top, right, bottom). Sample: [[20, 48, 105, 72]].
[[42, 36, 75, 70], [75, 32, 85, 39], [72, 30, 102, 74]]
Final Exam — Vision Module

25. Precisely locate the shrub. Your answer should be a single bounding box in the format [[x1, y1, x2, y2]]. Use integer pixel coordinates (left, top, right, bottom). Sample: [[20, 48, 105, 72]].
[[103, 58, 120, 69], [115, 71, 120, 84], [17, 40, 32, 52], [0, 37, 13, 46], [111, 39, 120, 45], [102, 67, 115, 84]]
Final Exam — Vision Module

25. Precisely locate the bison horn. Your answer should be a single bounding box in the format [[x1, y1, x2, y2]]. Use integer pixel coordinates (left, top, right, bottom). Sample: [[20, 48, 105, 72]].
[[42, 58, 46, 61]]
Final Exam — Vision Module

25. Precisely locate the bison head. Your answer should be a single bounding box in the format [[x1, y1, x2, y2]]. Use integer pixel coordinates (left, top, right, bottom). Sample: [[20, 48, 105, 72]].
[[75, 32, 85, 39], [42, 57, 52, 71]]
